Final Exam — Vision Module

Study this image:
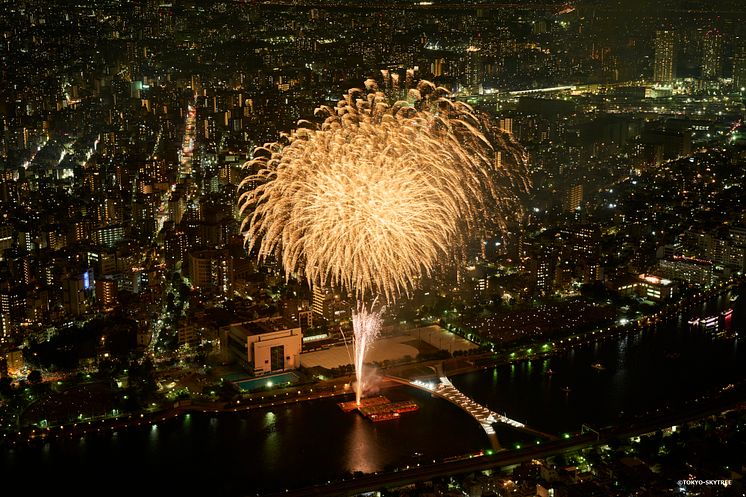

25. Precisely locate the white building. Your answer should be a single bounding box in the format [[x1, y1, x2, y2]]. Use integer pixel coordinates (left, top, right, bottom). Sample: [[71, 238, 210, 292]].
[[220, 317, 302, 375], [657, 256, 714, 287]]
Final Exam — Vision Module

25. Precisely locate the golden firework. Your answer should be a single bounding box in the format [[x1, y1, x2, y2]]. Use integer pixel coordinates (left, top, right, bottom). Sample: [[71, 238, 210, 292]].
[[239, 80, 527, 302]]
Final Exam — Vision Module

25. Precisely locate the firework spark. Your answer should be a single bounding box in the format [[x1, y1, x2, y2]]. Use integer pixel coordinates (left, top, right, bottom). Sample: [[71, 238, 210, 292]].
[[351, 302, 383, 404], [239, 80, 527, 302], [238, 80, 528, 403]]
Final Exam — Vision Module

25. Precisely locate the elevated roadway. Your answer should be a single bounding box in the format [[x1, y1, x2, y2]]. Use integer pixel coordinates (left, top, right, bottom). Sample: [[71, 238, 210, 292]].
[[263, 389, 745, 497]]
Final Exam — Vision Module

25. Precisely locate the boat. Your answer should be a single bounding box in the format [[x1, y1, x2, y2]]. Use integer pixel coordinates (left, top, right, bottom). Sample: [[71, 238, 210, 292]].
[[591, 363, 606, 371], [731, 295, 739, 302], [713, 329, 738, 341], [546, 369, 555, 376], [701, 316, 719, 328], [562, 386, 572, 393], [721, 308, 733, 318], [687, 317, 700, 326]]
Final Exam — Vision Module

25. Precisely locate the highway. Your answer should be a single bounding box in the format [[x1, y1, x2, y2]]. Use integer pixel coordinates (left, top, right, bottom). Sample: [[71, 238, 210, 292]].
[[261, 386, 745, 497]]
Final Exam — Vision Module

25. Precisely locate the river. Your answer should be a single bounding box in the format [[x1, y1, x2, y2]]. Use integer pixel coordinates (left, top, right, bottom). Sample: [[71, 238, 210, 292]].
[[2, 286, 743, 496]]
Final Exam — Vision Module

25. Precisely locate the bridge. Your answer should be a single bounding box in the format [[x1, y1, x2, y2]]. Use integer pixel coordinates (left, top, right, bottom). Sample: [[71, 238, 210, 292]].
[[389, 371, 558, 450]]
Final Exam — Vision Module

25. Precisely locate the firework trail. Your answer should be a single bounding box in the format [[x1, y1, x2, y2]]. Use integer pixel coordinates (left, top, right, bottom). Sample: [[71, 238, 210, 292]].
[[239, 79, 528, 402], [351, 302, 383, 404]]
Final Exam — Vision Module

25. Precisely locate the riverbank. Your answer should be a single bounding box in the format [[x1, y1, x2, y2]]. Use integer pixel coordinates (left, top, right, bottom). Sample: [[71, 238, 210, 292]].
[[262, 381, 746, 497], [402, 276, 743, 378], [3, 277, 742, 449]]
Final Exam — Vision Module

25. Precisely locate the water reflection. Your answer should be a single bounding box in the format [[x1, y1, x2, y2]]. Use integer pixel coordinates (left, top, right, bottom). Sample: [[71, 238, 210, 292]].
[[453, 287, 744, 434], [3, 388, 487, 497], [263, 411, 276, 430], [2, 289, 740, 496], [150, 424, 158, 439], [262, 411, 280, 469], [345, 415, 380, 474]]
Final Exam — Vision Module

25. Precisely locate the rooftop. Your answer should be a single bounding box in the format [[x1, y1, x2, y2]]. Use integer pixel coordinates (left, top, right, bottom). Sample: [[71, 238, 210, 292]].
[[230, 317, 297, 337]]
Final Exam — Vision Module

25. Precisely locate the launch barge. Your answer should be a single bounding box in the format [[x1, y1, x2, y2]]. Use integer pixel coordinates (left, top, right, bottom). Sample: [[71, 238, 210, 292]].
[[337, 396, 390, 412], [337, 396, 419, 422]]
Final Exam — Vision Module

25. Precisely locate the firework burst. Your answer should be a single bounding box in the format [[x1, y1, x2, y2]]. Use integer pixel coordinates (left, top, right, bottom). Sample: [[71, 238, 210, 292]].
[[238, 80, 527, 303], [239, 80, 527, 404]]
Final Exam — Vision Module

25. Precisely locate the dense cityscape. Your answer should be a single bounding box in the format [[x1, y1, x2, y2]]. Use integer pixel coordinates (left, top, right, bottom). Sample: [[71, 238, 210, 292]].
[[1, 0, 745, 496]]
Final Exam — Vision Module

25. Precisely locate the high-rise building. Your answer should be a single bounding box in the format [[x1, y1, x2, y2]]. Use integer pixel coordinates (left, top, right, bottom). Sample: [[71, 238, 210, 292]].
[[431, 58, 444, 77], [168, 194, 186, 224], [0, 289, 26, 342], [164, 230, 188, 265], [281, 299, 314, 330], [311, 286, 330, 319], [18, 231, 35, 252], [734, 41, 746, 89], [498, 117, 513, 134], [560, 224, 601, 260], [97, 197, 124, 225], [465, 45, 482, 92], [188, 249, 233, 294], [95, 278, 118, 309], [535, 249, 556, 296], [310, 286, 349, 323], [0, 224, 13, 256], [64, 271, 93, 316], [4, 349, 24, 374], [702, 30, 723, 80], [6, 251, 32, 285], [654, 30, 675, 82], [522, 239, 557, 296], [565, 184, 583, 212], [93, 225, 125, 248], [657, 256, 714, 287]]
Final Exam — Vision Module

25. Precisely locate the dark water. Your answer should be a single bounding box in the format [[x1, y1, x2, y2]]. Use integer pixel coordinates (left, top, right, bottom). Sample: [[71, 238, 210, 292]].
[[3, 287, 744, 496], [2, 387, 486, 496], [452, 287, 745, 440]]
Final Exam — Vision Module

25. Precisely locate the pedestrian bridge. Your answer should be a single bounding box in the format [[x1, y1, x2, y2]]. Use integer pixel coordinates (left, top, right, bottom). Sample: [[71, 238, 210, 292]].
[[390, 374, 558, 451]]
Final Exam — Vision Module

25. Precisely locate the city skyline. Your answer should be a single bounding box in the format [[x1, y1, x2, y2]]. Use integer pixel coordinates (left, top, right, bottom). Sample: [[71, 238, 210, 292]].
[[0, 1, 745, 496]]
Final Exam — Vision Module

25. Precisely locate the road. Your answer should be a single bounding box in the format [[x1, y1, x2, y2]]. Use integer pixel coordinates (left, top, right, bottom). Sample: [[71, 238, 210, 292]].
[[261, 385, 746, 497]]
